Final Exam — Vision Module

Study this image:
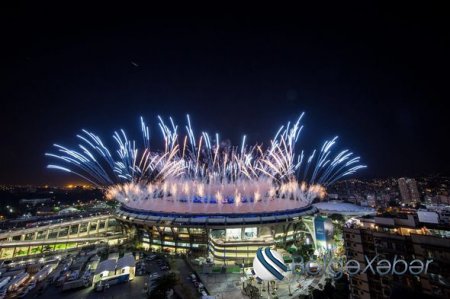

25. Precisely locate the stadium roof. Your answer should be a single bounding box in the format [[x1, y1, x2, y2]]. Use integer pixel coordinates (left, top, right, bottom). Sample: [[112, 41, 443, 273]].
[[313, 201, 376, 216]]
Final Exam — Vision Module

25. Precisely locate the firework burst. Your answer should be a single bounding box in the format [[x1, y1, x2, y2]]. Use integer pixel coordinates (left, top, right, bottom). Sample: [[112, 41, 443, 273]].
[[47, 113, 365, 213]]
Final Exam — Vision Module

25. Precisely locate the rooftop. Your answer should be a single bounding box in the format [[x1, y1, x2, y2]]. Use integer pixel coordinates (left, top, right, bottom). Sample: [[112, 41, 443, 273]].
[[313, 201, 376, 216], [94, 259, 116, 274], [117, 254, 135, 269]]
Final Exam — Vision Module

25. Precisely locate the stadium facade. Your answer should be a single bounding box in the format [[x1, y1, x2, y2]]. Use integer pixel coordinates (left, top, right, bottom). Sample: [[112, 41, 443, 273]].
[[116, 203, 318, 263], [0, 214, 127, 260]]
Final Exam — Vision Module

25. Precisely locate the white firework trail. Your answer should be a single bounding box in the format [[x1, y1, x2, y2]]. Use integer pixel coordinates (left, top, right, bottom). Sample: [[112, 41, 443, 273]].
[[46, 113, 366, 211]]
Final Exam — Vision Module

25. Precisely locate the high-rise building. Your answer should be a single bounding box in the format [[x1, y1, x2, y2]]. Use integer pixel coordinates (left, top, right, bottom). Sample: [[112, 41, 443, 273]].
[[344, 214, 450, 298], [398, 178, 420, 204], [398, 178, 410, 203], [408, 178, 420, 203]]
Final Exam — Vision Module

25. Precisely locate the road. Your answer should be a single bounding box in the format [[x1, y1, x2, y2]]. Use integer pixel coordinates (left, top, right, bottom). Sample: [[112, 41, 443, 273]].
[[171, 258, 201, 298]]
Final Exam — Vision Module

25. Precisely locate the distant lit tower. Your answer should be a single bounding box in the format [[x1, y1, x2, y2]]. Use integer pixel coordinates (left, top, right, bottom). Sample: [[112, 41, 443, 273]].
[[407, 178, 420, 203], [398, 178, 420, 205], [398, 178, 410, 203]]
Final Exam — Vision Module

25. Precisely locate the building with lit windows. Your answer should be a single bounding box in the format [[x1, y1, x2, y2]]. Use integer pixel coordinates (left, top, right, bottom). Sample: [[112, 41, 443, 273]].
[[0, 215, 126, 260], [398, 178, 420, 205], [344, 213, 450, 299]]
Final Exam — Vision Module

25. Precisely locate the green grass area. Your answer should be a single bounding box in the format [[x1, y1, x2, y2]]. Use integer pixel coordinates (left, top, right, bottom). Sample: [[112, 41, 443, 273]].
[[211, 265, 241, 273], [30, 246, 42, 254], [228, 265, 241, 273], [66, 242, 77, 249], [54, 243, 67, 250], [16, 248, 28, 256]]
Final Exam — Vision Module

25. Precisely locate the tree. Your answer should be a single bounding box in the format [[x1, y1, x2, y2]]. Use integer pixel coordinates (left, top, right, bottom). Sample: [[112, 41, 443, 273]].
[[334, 275, 350, 299], [243, 284, 260, 299], [148, 272, 178, 298], [328, 214, 345, 224], [312, 288, 327, 299], [297, 244, 314, 261]]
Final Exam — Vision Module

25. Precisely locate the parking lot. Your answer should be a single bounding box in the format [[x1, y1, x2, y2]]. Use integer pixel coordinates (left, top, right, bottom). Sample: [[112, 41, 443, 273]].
[[1, 253, 76, 299], [0, 249, 207, 299], [39, 275, 147, 299]]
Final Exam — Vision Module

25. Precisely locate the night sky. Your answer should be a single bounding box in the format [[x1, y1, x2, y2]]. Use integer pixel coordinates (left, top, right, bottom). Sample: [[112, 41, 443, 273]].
[[1, 3, 449, 185]]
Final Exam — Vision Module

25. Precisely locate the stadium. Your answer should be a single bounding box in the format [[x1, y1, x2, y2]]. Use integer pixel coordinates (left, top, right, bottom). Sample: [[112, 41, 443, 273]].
[[47, 114, 365, 263], [116, 190, 318, 263]]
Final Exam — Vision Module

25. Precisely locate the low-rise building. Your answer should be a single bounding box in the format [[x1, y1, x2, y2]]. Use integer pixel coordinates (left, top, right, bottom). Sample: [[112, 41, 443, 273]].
[[93, 254, 136, 284], [93, 259, 116, 283]]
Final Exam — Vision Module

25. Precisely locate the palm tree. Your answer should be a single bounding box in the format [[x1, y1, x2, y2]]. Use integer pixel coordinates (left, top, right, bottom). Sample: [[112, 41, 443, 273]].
[[248, 276, 255, 286], [147, 272, 178, 298]]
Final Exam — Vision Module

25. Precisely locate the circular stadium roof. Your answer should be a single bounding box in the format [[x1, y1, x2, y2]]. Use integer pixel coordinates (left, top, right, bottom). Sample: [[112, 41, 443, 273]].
[[116, 204, 317, 227]]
